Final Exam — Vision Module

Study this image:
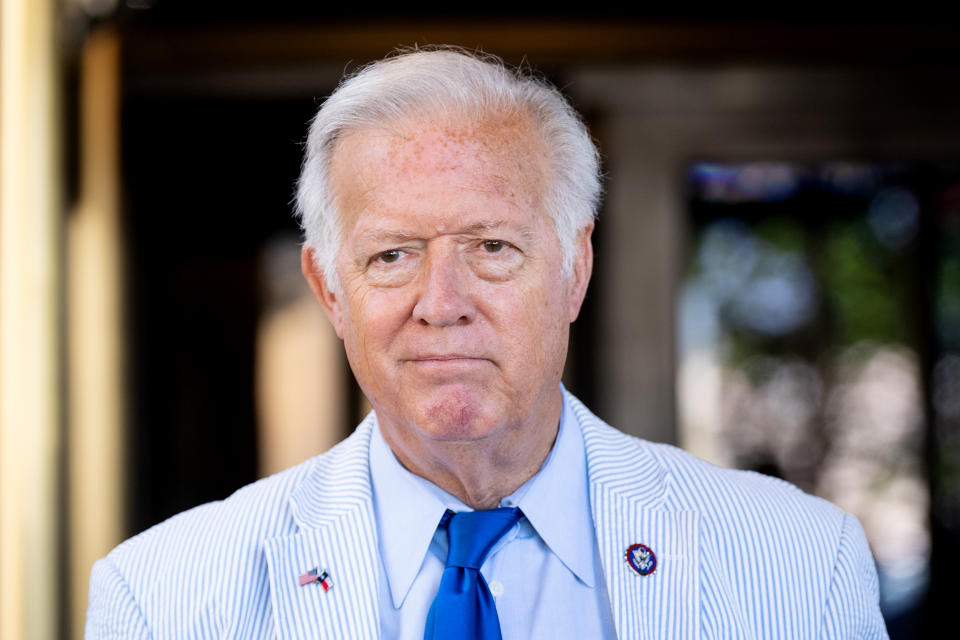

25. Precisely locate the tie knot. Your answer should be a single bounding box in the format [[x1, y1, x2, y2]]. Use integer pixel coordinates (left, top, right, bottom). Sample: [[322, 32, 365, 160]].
[[444, 507, 521, 570]]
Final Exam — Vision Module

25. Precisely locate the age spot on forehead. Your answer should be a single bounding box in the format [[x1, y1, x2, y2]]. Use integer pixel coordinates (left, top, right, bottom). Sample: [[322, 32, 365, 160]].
[[383, 110, 550, 200]]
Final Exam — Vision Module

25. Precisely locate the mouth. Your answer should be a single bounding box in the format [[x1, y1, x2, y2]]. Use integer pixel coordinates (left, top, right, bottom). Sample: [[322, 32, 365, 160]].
[[410, 355, 488, 363], [405, 355, 493, 371]]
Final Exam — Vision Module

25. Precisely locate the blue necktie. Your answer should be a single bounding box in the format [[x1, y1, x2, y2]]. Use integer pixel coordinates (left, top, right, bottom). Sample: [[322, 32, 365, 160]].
[[423, 507, 522, 640]]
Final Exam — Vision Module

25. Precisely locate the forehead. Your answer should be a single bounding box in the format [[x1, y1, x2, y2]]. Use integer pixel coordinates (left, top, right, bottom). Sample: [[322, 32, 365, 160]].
[[329, 110, 550, 215], [383, 109, 545, 169]]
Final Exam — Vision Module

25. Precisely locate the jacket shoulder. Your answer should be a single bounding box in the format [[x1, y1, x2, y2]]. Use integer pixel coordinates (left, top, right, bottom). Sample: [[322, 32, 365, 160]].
[[651, 439, 842, 521], [88, 422, 373, 637], [644, 438, 885, 636], [571, 395, 884, 636], [570, 391, 844, 529]]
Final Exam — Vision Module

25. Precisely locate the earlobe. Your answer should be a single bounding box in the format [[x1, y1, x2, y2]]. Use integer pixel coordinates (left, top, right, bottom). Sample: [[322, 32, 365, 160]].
[[301, 245, 345, 338], [568, 222, 594, 322]]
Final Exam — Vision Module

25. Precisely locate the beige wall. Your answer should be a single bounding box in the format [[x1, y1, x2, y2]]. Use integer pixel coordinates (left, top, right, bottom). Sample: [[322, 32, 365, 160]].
[[1, 0, 62, 638]]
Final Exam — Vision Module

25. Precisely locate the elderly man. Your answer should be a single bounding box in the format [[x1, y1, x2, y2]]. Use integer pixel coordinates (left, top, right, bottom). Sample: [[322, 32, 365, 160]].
[[87, 49, 887, 639]]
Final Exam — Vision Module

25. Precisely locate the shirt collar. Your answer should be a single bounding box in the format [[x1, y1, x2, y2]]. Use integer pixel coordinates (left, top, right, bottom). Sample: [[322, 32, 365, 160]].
[[369, 386, 597, 609], [369, 415, 459, 609], [502, 388, 598, 589]]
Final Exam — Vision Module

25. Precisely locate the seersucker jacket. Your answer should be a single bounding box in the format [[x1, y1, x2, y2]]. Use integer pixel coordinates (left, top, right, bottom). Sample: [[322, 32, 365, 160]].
[[86, 390, 888, 639]]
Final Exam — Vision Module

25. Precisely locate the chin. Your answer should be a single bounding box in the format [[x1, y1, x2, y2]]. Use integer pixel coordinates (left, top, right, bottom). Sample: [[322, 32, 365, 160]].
[[414, 389, 498, 442]]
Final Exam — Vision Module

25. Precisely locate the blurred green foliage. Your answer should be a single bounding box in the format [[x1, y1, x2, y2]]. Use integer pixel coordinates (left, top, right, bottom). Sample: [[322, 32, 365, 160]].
[[819, 221, 905, 348]]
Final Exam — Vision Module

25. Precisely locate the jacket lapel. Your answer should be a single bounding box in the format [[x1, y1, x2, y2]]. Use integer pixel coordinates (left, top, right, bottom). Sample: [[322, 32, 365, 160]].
[[573, 395, 701, 640], [264, 417, 381, 639]]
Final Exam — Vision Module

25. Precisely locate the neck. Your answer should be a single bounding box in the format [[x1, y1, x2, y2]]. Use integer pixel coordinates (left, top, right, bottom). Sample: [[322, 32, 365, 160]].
[[379, 391, 562, 510]]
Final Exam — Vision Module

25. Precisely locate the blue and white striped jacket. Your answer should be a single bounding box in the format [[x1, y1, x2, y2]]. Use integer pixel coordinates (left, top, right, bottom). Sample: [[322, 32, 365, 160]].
[[86, 392, 887, 638]]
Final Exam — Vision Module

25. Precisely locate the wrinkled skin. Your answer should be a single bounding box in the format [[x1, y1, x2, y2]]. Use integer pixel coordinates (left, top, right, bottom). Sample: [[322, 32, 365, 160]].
[[302, 111, 593, 508]]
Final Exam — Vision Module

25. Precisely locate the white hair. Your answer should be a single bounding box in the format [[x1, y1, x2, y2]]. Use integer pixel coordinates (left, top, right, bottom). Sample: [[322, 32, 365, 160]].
[[295, 47, 602, 292]]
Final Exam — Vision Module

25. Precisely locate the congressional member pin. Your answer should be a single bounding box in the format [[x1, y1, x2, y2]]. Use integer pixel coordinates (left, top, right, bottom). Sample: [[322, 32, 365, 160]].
[[625, 543, 657, 576], [299, 567, 333, 591]]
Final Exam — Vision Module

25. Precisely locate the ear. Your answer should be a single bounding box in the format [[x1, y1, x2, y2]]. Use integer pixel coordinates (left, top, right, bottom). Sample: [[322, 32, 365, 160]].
[[567, 222, 594, 322], [301, 245, 345, 339]]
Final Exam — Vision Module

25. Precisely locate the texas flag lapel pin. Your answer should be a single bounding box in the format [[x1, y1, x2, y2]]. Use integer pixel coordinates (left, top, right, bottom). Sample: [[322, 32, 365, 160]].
[[298, 567, 333, 592]]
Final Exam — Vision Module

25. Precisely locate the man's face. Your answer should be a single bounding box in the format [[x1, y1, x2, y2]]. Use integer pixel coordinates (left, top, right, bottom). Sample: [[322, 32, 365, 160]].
[[305, 111, 592, 466]]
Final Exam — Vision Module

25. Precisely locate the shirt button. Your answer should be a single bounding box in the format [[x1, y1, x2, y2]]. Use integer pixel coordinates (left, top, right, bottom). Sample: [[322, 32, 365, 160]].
[[488, 580, 504, 598]]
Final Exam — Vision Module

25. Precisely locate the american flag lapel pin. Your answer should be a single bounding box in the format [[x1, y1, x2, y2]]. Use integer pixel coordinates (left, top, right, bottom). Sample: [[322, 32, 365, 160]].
[[298, 567, 333, 592]]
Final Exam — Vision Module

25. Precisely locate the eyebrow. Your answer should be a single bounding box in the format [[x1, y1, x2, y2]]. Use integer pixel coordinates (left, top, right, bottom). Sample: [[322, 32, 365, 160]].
[[355, 230, 423, 245], [356, 220, 537, 244]]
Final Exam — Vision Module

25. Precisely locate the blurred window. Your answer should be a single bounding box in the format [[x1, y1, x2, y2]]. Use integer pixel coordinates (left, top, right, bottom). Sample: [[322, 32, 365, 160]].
[[678, 161, 960, 633]]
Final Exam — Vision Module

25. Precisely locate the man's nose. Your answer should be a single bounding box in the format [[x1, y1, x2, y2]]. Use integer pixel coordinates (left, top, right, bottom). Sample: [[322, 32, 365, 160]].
[[412, 248, 475, 327]]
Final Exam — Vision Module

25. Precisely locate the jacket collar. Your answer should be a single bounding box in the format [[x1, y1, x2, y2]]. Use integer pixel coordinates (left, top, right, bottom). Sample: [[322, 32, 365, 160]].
[[286, 413, 376, 531], [263, 414, 382, 639]]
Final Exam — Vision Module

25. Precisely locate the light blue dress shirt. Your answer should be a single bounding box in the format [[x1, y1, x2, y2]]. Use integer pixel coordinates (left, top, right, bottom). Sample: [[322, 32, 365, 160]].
[[370, 392, 619, 640]]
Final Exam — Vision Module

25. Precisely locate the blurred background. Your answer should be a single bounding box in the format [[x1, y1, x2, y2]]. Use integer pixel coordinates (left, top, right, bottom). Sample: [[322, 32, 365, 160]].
[[2, 2, 958, 638]]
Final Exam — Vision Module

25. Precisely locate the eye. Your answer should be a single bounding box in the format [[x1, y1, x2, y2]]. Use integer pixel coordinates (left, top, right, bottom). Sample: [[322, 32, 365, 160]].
[[376, 249, 402, 263], [468, 238, 523, 280]]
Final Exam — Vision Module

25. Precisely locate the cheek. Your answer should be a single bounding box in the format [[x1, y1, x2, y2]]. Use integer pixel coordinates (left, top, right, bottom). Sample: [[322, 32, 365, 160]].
[[509, 279, 570, 366], [344, 290, 408, 355]]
